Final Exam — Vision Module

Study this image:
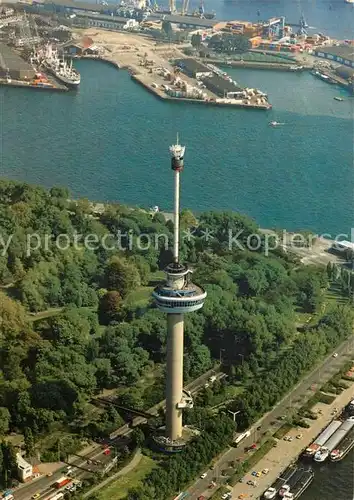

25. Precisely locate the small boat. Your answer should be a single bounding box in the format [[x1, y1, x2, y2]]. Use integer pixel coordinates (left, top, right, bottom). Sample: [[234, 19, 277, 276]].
[[269, 121, 285, 127], [334, 97, 344, 101]]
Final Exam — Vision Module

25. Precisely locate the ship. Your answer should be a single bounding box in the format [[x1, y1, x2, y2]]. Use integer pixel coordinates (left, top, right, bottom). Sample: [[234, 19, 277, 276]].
[[303, 419, 342, 457], [282, 468, 314, 500], [279, 466, 313, 499], [331, 426, 354, 461], [262, 465, 297, 499], [314, 417, 354, 463], [311, 70, 335, 84], [35, 44, 80, 88]]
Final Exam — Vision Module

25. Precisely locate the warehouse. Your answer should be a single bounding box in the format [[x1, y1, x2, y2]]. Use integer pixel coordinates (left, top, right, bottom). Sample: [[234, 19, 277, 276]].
[[202, 74, 244, 98], [313, 45, 354, 68], [175, 59, 213, 79], [0, 43, 36, 80]]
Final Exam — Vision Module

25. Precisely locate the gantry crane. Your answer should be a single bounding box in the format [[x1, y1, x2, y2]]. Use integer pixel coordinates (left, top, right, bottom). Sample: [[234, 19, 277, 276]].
[[181, 0, 189, 15]]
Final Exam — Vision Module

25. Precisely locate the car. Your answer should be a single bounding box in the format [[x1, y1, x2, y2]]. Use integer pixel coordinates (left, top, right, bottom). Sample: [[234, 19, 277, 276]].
[[247, 479, 256, 486], [284, 436, 289, 441], [250, 443, 257, 449], [198, 496, 205, 500], [296, 434, 303, 439], [279, 415, 286, 420], [288, 436, 294, 442], [47, 472, 53, 477], [333, 353, 338, 358], [208, 481, 216, 488], [200, 472, 207, 479], [103, 448, 111, 456], [32, 494, 40, 499], [262, 468, 269, 475], [256, 471, 262, 477], [251, 471, 257, 476]]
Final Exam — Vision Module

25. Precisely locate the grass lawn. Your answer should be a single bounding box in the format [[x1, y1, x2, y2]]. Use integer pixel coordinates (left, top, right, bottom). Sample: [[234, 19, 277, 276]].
[[124, 285, 154, 308], [98, 455, 155, 500]]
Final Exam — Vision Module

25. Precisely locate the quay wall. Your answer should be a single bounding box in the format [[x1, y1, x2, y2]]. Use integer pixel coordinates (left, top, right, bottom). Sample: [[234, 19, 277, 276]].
[[206, 60, 311, 71], [130, 73, 271, 110]]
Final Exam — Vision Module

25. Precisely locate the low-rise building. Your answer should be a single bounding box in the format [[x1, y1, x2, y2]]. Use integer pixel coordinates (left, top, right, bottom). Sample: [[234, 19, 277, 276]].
[[0, 43, 36, 80], [16, 453, 33, 482], [203, 74, 244, 98], [175, 58, 213, 79]]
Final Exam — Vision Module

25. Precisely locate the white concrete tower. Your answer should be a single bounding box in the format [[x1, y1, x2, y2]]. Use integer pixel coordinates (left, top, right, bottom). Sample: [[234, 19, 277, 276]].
[[152, 137, 206, 443]]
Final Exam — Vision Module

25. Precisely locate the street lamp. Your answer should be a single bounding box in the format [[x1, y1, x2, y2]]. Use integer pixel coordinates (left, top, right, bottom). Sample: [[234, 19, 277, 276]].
[[228, 410, 241, 422]]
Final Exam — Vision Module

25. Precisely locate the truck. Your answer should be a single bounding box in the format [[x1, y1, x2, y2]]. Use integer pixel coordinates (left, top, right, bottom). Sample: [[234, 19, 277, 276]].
[[54, 476, 71, 489]]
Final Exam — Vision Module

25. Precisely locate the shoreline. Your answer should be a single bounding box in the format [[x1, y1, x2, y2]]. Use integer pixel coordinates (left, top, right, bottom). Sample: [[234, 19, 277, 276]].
[[230, 383, 354, 500]]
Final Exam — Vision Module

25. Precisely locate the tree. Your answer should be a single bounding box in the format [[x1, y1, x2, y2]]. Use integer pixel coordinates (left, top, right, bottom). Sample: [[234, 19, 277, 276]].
[[0, 408, 10, 436], [191, 33, 202, 49], [105, 257, 141, 298], [24, 427, 35, 457], [98, 291, 123, 325]]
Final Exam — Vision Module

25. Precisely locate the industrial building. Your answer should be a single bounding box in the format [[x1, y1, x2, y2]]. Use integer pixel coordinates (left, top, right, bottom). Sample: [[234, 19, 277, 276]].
[[62, 36, 99, 56], [175, 58, 212, 79], [313, 45, 354, 68], [70, 12, 127, 31], [16, 453, 33, 482], [0, 43, 36, 80], [203, 74, 244, 98]]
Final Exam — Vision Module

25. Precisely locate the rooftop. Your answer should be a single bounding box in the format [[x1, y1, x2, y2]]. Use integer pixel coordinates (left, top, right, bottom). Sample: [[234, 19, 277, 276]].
[[203, 74, 243, 94], [175, 58, 212, 74], [0, 43, 34, 72], [315, 45, 354, 62]]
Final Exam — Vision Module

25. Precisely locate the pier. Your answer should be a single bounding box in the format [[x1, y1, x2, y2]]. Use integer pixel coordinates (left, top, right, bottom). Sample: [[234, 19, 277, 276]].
[[131, 73, 271, 109], [0, 77, 68, 91]]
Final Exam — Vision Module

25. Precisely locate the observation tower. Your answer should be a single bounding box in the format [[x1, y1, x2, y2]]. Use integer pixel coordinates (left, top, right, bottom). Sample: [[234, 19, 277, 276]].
[[152, 137, 206, 445]]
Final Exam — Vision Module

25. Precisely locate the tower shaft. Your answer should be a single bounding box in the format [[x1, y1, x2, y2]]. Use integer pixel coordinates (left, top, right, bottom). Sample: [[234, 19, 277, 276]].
[[173, 170, 180, 263], [166, 313, 184, 440]]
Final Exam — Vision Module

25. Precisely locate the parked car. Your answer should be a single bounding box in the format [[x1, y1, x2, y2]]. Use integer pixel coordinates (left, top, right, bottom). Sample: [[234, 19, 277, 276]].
[[333, 353, 338, 358], [200, 472, 207, 479]]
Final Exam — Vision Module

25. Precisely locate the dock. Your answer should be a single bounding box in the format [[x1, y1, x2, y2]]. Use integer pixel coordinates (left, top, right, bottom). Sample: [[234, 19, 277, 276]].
[[131, 73, 271, 110], [0, 77, 68, 91]]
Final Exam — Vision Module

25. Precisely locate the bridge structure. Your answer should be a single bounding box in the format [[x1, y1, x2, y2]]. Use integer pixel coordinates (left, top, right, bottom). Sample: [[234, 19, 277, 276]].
[[94, 397, 157, 419]]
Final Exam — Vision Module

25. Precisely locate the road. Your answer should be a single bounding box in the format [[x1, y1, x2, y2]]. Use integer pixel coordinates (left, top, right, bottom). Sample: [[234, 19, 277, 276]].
[[12, 367, 221, 500], [186, 335, 354, 500]]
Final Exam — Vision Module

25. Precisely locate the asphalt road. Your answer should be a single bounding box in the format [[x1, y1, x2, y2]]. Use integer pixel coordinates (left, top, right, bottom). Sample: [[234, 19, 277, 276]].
[[187, 335, 354, 500], [12, 367, 221, 500]]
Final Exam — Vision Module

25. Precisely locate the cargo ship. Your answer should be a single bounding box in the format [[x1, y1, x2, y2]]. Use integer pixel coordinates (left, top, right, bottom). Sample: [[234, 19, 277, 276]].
[[330, 426, 354, 461], [33, 44, 80, 88], [279, 467, 307, 497], [314, 417, 354, 462], [303, 420, 342, 457], [262, 465, 297, 499], [282, 468, 314, 500]]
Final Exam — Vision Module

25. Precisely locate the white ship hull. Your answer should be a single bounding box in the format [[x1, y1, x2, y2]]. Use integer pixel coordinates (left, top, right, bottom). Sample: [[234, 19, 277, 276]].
[[45, 63, 80, 87]]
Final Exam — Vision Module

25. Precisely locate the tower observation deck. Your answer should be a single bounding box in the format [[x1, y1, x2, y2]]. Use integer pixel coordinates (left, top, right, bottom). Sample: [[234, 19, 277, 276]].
[[152, 137, 206, 445]]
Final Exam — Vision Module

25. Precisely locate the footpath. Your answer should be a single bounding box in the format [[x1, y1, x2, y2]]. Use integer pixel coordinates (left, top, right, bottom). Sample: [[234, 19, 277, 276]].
[[82, 448, 142, 499], [230, 382, 354, 500]]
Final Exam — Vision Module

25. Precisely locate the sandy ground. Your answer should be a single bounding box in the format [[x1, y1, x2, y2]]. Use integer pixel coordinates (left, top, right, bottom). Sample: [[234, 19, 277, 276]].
[[230, 382, 354, 500], [76, 29, 184, 74]]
